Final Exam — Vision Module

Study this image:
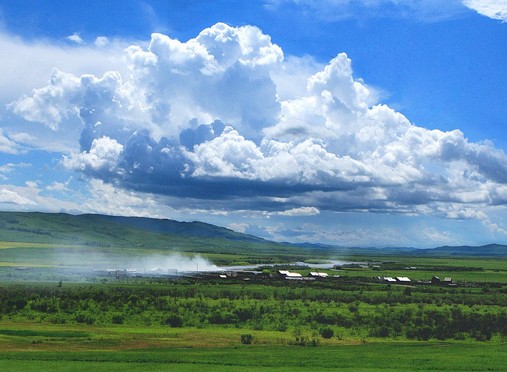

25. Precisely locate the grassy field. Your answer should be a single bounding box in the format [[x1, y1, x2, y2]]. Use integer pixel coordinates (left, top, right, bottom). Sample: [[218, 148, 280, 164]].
[[338, 266, 507, 283], [0, 321, 505, 371], [0, 276, 506, 370], [0, 343, 505, 371]]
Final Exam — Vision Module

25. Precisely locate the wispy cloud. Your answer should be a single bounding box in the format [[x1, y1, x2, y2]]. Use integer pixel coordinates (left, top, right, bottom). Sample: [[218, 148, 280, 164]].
[[0, 130, 19, 154], [46, 178, 72, 192], [94, 36, 109, 47], [66, 32, 85, 44], [275, 207, 320, 216], [140, 1, 171, 34], [0, 162, 30, 180], [0, 188, 36, 206], [228, 222, 249, 233]]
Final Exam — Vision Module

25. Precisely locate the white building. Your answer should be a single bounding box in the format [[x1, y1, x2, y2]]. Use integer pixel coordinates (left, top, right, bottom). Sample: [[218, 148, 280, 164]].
[[309, 272, 329, 278]]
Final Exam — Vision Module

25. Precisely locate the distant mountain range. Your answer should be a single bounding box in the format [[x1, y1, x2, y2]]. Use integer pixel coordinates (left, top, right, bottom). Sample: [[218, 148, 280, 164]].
[[418, 244, 507, 257], [0, 211, 506, 257], [291, 242, 507, 257]]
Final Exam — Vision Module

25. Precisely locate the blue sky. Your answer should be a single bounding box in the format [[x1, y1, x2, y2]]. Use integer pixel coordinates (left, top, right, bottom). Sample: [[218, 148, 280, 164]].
[[1, 0, 507, 248]]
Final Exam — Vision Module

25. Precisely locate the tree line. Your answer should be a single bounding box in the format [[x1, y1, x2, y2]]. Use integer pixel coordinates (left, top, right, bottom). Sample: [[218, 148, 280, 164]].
[[0, 280, 505, 341]]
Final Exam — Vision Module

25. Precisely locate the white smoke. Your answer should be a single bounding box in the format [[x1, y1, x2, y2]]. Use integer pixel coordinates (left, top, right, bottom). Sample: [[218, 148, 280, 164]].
[[50, 247, 220, 276], [124, 253, 220, 273]]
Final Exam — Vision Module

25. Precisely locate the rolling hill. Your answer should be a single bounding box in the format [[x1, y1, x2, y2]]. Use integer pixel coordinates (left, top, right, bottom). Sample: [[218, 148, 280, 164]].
[[0, 211, 506, 258], [0, 211, 266, 244]]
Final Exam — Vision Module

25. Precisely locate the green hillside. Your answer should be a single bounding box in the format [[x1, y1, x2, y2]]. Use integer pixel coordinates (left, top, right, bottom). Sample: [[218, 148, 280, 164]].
[[0, 211, 308, 269], [0, 211, 262, 246]]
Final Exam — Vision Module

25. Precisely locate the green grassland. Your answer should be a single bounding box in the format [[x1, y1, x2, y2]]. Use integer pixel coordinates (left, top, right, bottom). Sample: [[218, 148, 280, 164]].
[[0, 211, 506, 370], [0, 341, 505, 371], [335, 261, 507, 283], [1, 277, 506, 370]]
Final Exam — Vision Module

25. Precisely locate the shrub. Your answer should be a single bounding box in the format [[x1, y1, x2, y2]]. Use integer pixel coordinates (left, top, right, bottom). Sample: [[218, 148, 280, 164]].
[[240, 334, 254, 344], [320, 327, 334, 339], [290, 329, 320, 347], [75, 312, 95, 325], [111, 313, 124, 324], [48, 313, 67, 324], [163, 315, 183, 328]]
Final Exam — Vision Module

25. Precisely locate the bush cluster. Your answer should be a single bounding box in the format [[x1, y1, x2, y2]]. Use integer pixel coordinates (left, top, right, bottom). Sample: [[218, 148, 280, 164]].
[[0, 281, 505, 342]]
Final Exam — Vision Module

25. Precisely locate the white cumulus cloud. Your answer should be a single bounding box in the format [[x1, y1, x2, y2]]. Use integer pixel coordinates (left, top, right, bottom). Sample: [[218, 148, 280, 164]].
[[7, 22, 507, 229], [63, 136, 124, 173], [463, 0, 507, 22], [82, 179, 158, 218]]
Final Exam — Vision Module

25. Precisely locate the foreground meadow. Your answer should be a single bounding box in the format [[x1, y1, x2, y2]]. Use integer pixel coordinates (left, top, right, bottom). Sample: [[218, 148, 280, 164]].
[[0, 340, 505, 371], [0, 273, 506, 371]]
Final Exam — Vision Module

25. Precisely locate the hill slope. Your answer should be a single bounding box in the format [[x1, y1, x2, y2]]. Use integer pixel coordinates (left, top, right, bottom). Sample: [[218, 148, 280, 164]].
[[0, 211, 506, 258], [0, 211, 294, 257], [91, 214, 265, 242], [0, 211, 260, 243]]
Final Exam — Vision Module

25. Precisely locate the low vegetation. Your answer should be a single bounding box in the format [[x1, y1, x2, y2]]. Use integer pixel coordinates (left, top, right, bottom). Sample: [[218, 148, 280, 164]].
[[1, 279, 505, 343]]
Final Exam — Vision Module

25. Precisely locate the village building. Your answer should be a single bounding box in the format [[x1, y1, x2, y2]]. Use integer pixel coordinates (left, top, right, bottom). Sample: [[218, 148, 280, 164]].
[[309, 272, 329, 278], [396, 276, 411, 283], [278, 270, 303, 280]]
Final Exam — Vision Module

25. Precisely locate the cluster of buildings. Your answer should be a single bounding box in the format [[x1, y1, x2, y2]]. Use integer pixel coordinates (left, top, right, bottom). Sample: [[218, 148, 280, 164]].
[[277, 270, 339, 280], [377, 275, 453, 285], [96, 265, 454, 287]]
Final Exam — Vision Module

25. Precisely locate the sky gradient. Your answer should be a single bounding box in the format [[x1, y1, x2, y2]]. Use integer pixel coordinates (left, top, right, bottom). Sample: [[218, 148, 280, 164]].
[[1, 0, 507, 248]]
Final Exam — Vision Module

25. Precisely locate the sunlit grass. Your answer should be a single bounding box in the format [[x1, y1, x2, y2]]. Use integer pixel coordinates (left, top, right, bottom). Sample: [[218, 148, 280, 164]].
[[0, 242, 68, 250], [0, 338, 505, 371]]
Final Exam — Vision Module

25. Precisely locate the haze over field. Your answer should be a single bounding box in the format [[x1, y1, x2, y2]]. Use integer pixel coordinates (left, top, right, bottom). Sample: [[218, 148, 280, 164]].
[[1, 1, 507, 247]]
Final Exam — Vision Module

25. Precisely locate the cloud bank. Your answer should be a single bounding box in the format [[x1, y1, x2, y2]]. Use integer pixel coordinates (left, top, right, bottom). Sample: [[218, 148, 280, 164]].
[[10, 23, 507, 228]]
